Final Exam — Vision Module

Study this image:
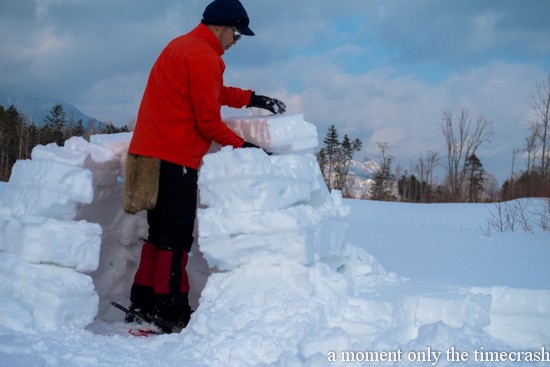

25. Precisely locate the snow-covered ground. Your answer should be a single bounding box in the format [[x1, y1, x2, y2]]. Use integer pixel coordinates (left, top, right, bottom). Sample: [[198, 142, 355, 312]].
[[0, 114, 549, 367]]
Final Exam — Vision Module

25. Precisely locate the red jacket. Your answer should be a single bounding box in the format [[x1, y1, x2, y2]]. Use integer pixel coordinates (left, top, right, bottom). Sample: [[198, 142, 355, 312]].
[[128, 23, 251, 169]]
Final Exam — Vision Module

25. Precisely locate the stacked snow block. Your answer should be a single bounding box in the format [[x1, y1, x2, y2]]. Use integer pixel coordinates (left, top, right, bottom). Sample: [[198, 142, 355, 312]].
[[198, 114, 349, 271], [0, 134, 137, 331], [224, 114, 319, 155]]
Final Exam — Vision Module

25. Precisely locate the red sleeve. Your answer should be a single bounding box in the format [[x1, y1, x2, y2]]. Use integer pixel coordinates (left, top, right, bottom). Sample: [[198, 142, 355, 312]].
[[188, 53, 244, 147], [221, 86, 252, 108]]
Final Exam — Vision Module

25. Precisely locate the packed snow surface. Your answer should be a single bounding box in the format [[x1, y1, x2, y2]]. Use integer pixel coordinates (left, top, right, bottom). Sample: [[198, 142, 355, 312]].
[[0, 114, 549, 366]]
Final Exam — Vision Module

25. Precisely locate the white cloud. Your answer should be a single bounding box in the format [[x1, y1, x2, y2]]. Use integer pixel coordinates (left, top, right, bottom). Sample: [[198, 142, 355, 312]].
[[34, 0, 80, 19], [77, 72, 148, 124], [1, 0, 549, 184], [229, 52, 545, 181]]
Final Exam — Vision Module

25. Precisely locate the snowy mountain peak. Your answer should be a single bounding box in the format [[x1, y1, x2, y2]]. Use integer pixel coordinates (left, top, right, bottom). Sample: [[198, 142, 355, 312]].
[[349, 159, 379, 179], [0, 94, 100, 127]]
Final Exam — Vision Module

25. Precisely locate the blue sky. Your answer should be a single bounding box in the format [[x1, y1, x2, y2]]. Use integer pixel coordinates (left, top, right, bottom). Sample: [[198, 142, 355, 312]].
[[1, 0, 550, 184]]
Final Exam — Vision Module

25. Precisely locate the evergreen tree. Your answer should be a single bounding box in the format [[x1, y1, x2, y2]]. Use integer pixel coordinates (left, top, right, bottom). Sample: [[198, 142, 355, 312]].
[[369, 143, 394, 201], [0, 106, 25, 179], [322, 125, 340, 190], [333, 134, 362, 192], [398, 174, 423, 202], [466, 154, 485, 202], [101, 123, 119, 134], [6, 106, 22, 157], [44, 104, 67, 146], [370, 157, 394, 201], [317, 126, 362, 195], [73, 119, 86, 137], [101, 123, 130, 134], [316, 148, 327, 178], [0, 105, 10, 179]]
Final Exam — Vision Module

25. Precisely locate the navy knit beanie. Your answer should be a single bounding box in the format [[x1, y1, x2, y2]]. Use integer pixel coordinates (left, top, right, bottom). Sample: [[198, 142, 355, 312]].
[[201, 0, 255, 36]]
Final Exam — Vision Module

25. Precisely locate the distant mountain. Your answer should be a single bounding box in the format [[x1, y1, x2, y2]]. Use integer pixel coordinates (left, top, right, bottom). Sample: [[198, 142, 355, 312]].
[[0, 94, 102, 128], [324, 159, 379, 199], [345, 159, 379, 199]]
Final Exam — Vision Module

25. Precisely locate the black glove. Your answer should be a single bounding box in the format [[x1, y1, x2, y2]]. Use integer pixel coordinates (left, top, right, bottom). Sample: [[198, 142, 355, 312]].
[[241, 141, 272, 155], [241, 141, 260, 149], [248, 92, 286, 114]]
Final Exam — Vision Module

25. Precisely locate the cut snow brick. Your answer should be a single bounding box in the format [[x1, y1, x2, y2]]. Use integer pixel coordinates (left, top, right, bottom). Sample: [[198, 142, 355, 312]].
[[3, 187, 86, 219], [0, 253, 98, 330], [31, 141, 89, 167], [7, 159, 94, 204], [199, 149, 327, 212], [3, 159, 93, 219], [224, 114, 318, 154], [414, 291, 492, 330], [3, 217, 102, 272], [198, 201, 348, 270]]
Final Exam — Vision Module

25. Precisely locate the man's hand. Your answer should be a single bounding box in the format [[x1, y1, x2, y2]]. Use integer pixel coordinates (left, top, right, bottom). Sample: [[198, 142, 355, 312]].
[[248, 92, 286, 114], [241, 141, 272, 155]]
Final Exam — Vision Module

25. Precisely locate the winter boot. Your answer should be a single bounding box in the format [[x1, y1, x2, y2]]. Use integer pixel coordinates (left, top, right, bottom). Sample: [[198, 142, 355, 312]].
[[153, 293, 192, 333], [126, 284, 155, 323]]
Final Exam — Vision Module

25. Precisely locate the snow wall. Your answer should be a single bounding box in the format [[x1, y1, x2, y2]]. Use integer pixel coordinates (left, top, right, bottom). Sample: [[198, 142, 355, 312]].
[[0, 132, 141, 330], [0, 114, 355, 332]]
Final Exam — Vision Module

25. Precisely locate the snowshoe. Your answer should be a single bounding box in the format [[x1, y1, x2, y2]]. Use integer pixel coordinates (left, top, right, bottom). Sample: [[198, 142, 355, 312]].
[[110, 301, 182, 334]]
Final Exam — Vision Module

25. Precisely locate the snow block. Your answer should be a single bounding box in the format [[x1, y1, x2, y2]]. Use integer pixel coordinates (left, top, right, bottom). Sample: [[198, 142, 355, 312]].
[[81, 134, 130, 187], [31, 141, 89, 166], [199, 149, 327, 212], [198, 194, 348, 270], [200, 228, 315, 271], [0, 181, 6, 206], [3, 217, 102, 272], [473, 286, 550, 346], [33, 136, 129, 187], [414, 291, 492, 330], [89, 132, 133, 154], [7, 159, 94, 203], [0, 229, 5, 252], [0, 253, 98, 330], [198, 144, 349, 271], [3, 159, 93, 218], [3, 187, 85, 219], [224, 114, 318, 154]]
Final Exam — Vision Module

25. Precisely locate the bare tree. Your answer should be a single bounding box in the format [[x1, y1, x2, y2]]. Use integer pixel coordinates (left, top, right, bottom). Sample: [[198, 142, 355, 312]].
[[530, 74, 550, 178], [484, 173, 499, 202], [440, 109, 492, 201], [524, 123, 540, 173], [415, 150, 440, 202]]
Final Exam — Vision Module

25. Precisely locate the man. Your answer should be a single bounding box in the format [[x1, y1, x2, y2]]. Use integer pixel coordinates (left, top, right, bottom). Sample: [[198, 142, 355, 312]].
[[125, 0, 286, 333]]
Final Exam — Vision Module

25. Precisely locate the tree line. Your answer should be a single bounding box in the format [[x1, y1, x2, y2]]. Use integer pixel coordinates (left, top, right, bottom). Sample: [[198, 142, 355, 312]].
[[501, 74, 550, 200], [316, 110, 495, 203], [0, 103, 128, 181], [316, 74, 550, 203]]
